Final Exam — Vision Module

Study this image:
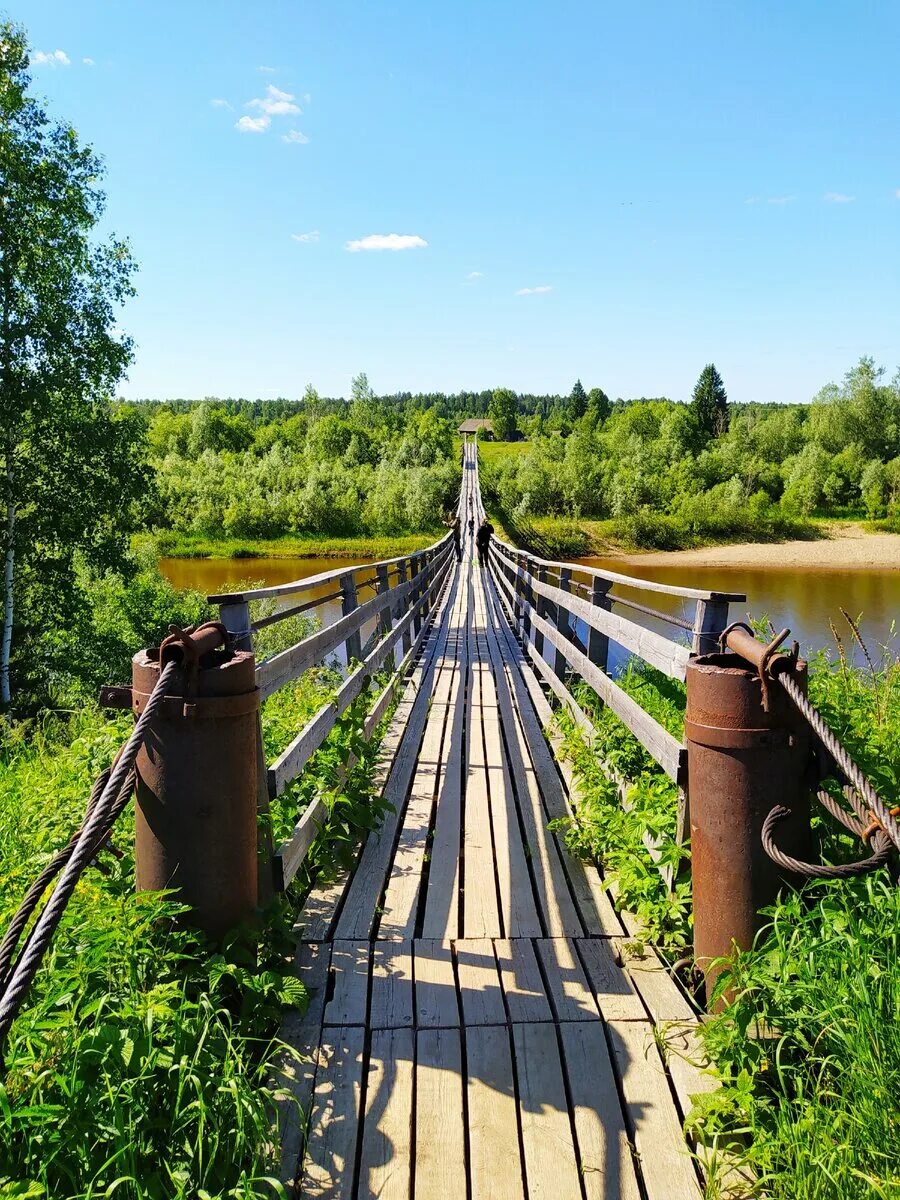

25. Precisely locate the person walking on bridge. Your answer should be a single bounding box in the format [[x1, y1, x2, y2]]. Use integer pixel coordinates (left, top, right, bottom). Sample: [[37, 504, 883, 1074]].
[[476, 517, 494, 568], [448, 513, 462, 562]]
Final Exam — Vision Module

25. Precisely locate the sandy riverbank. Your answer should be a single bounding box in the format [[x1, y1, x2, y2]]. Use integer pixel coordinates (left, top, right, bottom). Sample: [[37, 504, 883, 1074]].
[[606, 523, 900, 572]]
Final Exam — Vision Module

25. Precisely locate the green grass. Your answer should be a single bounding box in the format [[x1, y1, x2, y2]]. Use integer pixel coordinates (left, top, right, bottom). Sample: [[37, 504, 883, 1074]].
[[464, 438, 530, 465], [141, 529, 444, 561], [0, 602, 398, 1196]]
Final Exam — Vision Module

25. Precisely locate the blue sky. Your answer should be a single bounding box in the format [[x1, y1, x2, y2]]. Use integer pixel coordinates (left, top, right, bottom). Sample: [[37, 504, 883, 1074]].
[[17, 1, 900, 403]]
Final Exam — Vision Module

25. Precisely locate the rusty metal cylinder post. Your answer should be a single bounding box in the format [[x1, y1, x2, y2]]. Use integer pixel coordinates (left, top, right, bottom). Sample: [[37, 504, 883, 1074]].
[[685, 649, 812, 998], [131, 632, 260, 938]]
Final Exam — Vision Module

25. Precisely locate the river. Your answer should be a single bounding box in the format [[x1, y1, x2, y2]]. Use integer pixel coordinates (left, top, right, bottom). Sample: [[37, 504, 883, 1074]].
[[159, 554, 899, 666]]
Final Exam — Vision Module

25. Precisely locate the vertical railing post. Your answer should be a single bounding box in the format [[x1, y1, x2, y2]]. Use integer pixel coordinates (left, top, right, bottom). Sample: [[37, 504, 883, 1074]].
[[587, 577, 612, 672], [534, 565, 547, 658], [217, 598, 274, 909], [554, 567, 572, 681], [411, 553, 424, 636], [397, 559, 413, 654], [685, 648, 812, 1003], [376, 563, 392, 641], [520, 554, 533, 646], [692, 597, 730, 656], [341, 572, 362, 665]]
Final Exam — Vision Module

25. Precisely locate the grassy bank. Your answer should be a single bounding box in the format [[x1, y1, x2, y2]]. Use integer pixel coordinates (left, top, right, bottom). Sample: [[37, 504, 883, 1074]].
[[553, 633, 900, 1198], [141, 529, 444, 561]]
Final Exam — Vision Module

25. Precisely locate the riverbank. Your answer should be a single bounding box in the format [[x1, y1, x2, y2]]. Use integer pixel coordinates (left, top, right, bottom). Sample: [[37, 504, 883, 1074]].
[[601, 521, 900, 571], [141, 530, 444, 561]]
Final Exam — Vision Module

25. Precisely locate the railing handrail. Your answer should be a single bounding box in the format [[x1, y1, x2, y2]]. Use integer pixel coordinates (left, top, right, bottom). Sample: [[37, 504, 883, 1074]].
[[207, 531, 454, 605], [491, 534, 745, 604]]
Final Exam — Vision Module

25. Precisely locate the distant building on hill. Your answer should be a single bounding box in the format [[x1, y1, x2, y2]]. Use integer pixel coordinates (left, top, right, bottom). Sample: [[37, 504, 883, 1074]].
[[458, 418, 494, 439]]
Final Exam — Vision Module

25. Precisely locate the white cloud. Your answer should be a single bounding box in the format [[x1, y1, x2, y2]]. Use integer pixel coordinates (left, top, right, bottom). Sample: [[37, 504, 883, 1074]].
[[515, 285, 554, 296], [291, 231, 320, 243], [258, 65, 277, 74], [824, 191, 855, 203], [248, 84, 301, 116], [282, 129, 310, 144], [767, 195, 795, 205], [466, 271, 483, 280], [32, 49, 70, 67], [345, 233, 428, 252], [893, 189, 900, 199], [82, 57, 95, 67], [235, 114, 270, 133], [211, 97, 232, 109]]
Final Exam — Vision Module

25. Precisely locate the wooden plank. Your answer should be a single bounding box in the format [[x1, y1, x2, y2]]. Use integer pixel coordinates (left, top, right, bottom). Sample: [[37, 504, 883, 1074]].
[[558, 1022, 642, 1200], [608, 1020, 703, 1199], [455, 938, 507, 1026], [377, 700, 447, 940], [415, 1028, 466, 1200], [370, 940, 414, 1030], [324, 940, 370, 1027], [274, 942, 332, 1188], [512, 1022, 584, 1200], [576, 937, 646, 1022], [422, 589, 467, 939], [336, 572, 459, 940], [534, 937, 600, 1022], [414, 939, 460, 1028], [358, 1027, 414, 1200], [483, 596, 624, 937], [299, 1025, 366, 1198], [296, 872, 349, 942], [481, 620, 583, 938], [465, 702, 503, 940], [466, 1025, 526, 1200], [495, 938, 552, 1024]]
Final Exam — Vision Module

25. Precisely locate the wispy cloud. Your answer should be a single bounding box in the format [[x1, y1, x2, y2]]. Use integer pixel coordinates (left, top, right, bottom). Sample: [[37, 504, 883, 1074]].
[[282, 129, 309, 144], [211, 97, 232, 109], [291, 231, 320, 243], [82, 57, 95, 67], [893, 189, 900, 199], [345, 233, 428, 252], [32, 49, 70, 67], [466, 271, 483, 280], [515, 285, 554, 296], [248, 84, 301, 116], [235, 114, 270, 134], [258, 65, 277, 74], [824, 191, 855, 203]]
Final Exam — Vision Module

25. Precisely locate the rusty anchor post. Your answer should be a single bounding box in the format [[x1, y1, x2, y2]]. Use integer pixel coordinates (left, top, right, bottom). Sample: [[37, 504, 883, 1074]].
[[130, 622, 261, 938], [685, 625, 812, 1000]]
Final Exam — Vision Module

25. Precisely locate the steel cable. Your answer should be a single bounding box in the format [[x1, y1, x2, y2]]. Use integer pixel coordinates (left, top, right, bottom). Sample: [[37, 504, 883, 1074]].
[[0, 661, 176, 1043], [762, 805, 894, 879], [777, 671, 900, 853]]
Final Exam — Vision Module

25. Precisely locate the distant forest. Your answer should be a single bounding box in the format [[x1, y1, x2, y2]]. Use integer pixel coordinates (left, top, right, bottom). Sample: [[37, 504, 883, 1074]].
[[126, 358, 900, 551]]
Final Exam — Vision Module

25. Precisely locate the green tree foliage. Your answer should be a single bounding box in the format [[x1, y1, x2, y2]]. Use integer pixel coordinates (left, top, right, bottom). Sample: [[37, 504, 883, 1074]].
[[587, 386, 611, 424], [489, 387, 518, 440], [0, 26, 145, 709], [568, 378, 587, 422], [691, 362, 729, 441]]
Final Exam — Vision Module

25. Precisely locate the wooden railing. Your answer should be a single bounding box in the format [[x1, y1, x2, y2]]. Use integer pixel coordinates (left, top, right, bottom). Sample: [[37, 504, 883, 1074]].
[[210, 536, 455, 891], [487, 527, 745, 883]]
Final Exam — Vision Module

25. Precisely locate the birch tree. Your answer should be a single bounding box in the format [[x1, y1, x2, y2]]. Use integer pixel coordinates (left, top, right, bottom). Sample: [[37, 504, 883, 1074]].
[[0, 25, 142, 708]]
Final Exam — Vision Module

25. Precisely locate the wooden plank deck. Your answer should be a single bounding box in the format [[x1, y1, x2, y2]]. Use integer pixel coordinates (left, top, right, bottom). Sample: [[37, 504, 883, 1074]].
[[276, 456, 713, 1198]]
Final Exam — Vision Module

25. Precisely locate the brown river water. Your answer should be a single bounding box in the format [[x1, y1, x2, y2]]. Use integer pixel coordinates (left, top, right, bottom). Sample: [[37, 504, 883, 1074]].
[[159, 554, 899, 666]]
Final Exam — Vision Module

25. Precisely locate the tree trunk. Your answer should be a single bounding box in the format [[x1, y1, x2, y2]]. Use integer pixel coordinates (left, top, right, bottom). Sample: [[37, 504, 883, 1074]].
[[1, 459, 14, 709]]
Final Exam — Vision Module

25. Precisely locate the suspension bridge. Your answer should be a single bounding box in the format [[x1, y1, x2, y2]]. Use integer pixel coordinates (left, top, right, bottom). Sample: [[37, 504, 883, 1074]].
[[3, 440, 896, 1198]]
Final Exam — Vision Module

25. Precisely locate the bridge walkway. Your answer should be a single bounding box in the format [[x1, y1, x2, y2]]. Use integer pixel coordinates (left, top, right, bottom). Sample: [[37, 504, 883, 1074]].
[[276, 451, 711, 1198]]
